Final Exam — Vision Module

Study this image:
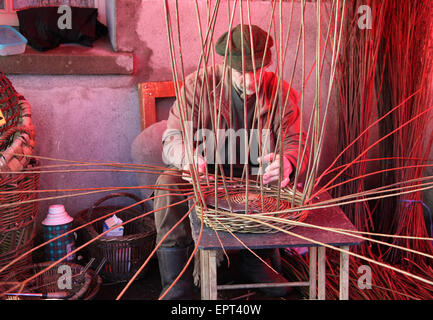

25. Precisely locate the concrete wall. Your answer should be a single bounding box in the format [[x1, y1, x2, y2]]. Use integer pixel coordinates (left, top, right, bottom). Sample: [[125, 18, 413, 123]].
[[9, 75, 142, 219]]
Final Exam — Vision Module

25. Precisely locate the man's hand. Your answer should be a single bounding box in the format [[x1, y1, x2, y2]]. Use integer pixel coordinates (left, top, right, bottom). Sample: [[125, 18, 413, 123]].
[[257, 153, 293, 188], [182, 155, 206, 182]]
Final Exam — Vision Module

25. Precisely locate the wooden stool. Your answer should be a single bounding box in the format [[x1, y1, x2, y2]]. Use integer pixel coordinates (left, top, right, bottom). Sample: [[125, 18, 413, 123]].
[[189, 191, 360, 300]]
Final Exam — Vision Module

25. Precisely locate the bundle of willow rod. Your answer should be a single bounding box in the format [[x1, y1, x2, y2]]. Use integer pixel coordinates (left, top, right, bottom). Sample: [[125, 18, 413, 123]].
[[330, 0, 381, 235], [331, 0, 433, 299], [373, 0, 433, 267], [281, 0, 433, 300]]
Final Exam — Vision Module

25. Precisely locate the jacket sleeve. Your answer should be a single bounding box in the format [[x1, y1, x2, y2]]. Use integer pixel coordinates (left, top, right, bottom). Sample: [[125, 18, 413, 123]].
[[161, 72, 201, 170]]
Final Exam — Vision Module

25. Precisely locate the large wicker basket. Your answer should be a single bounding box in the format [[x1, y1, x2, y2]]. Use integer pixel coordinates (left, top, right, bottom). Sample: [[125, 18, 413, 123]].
[[0, 73, 38, 280], [75, 192, 156, 283], [0, 73, 36, 173]]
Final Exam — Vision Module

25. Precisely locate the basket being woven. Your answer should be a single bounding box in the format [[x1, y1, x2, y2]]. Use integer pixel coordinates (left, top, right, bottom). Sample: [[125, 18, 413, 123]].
[[195, 184, 307, 233], [76, 193, 156, 283]]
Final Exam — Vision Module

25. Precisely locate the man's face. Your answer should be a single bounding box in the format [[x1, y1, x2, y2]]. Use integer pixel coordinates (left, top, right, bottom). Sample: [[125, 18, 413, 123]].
[[231, 67, 265, 97]]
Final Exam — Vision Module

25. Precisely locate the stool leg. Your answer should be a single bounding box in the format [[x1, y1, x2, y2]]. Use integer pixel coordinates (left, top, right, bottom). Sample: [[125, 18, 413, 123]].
[[339, 246, 350, 300], [200, 250, 217, 300], [309, 247, 317, 299], [318, 247, 326, 300]]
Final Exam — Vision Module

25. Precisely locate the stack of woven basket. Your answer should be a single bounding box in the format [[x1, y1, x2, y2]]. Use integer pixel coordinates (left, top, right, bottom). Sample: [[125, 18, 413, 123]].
[[0, 72, 39, 280]]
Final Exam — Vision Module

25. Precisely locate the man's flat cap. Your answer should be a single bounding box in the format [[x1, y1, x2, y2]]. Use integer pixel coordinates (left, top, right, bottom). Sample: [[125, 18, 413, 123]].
[[216, 24, 273, 72]]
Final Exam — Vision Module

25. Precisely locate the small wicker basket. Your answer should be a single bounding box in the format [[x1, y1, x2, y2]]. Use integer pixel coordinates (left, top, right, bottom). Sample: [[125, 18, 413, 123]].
[[75, 192, 156, 283], [83, 267, 102, 300], [0, 261, 93, 300], [195, 184, 308, 233]]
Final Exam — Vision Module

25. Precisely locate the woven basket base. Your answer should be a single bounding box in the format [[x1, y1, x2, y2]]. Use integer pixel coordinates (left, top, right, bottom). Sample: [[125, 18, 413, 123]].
[[196, 185, 307, 234]]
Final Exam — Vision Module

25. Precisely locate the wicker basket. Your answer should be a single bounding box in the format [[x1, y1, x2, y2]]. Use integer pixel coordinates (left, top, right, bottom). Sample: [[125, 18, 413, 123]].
[[0, 261, 93, 300], [0, 73, 38, 280], [75, 192, 156, 283], [195, 184, 308, 233], [0, 235, 35, 280], [0, 158, 39, 279], [0, 73, 36, 174], [82, 267, 102, 300]]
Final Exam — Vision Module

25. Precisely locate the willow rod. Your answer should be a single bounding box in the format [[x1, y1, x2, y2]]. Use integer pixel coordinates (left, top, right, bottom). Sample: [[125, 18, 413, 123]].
[[304, 0, 347, 203], [310, 103, 433, 201], [315, 87, 423, 189], [164, 0, 210, 211], [254, 215, 433, 262]]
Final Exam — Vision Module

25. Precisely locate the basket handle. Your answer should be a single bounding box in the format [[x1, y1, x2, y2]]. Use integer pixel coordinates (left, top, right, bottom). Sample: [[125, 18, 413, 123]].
[[86, 192, 150, 222], [0, 126, 33, 150]]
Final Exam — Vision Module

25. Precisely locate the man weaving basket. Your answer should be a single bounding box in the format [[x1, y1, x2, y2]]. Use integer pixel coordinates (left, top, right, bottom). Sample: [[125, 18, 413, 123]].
[[154, 24, 309, 299]]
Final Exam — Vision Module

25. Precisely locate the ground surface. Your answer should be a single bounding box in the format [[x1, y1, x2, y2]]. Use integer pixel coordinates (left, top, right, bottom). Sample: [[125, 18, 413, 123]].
[[93, 256, 301, 301]]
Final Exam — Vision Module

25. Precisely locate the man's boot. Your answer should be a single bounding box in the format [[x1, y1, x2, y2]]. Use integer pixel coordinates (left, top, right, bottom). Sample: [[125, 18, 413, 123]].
[[157, 246, 194, 300], [238, 248, 291, 297]]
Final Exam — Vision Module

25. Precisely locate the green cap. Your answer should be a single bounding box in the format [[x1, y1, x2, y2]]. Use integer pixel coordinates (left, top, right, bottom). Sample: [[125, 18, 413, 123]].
[[215, 24, 273, 72]]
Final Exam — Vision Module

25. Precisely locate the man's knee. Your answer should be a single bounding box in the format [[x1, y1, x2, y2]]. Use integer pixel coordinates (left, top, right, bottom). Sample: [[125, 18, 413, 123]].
[[156, 170, 183, 188]]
